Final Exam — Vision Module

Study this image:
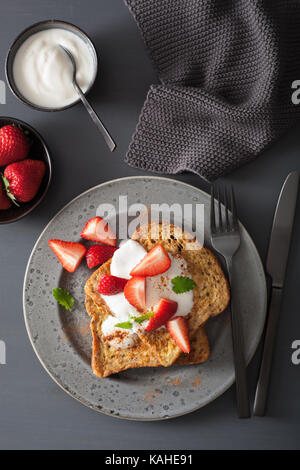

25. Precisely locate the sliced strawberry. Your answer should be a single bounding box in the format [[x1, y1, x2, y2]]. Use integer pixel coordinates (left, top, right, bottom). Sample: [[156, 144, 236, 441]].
[[124, 276, 146, 310], [146, 298, 178, 332], [86, 244, 118, 269], [48, 239, 87, 273], [166, 316, 190, 353], [81, 217, 116, 246], [97, 274, 128, 295], [130, 244, 171, 277]]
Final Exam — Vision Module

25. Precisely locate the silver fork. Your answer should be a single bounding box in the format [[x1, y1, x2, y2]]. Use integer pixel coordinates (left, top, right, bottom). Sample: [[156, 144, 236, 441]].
[[210, 185, 250, 418]]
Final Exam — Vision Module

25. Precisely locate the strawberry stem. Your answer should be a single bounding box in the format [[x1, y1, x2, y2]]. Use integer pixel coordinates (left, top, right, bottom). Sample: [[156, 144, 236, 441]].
[[1, 174, 19, 207]]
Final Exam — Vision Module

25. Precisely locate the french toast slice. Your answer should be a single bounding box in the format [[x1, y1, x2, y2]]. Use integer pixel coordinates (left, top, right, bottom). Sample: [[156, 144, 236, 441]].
[[130, 223, 229, 366], [85, 295, 160, 377], [85, 294, 210, 377], [84, 222, 229, 373]]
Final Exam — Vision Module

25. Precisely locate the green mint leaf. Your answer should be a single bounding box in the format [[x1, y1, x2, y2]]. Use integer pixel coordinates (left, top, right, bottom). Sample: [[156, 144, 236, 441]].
[[52, 288, 75, 311], [171, 276, 196, 294], [115, 321, 133, 329], [132, 312, 154, 324]]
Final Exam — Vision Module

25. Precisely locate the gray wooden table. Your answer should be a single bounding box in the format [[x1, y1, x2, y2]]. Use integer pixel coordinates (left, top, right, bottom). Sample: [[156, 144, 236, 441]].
[[0, 0, 299, 450]]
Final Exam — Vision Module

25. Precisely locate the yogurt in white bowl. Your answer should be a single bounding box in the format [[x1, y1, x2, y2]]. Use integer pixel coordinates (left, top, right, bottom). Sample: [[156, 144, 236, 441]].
[[6, 21, 98, 111]]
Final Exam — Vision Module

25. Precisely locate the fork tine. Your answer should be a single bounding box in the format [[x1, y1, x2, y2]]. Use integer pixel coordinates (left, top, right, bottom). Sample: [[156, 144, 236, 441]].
[[224, 186, 230, 231], [230, 185, 239, 230], [210, 185, 216, 233], [217, 187, 223, 231]]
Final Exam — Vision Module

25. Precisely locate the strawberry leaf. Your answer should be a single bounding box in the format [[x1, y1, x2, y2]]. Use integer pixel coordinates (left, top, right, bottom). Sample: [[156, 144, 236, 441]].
[[115, 321, 132, 329], [171, 276, 196, 294], [1, 174, 19, 207], [52, 288, 75, 311]]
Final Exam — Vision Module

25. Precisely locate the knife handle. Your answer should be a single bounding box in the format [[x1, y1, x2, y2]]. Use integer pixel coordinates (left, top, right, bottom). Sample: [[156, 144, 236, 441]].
[[253, 287, 282, 416], [227, 259, 251, 419]]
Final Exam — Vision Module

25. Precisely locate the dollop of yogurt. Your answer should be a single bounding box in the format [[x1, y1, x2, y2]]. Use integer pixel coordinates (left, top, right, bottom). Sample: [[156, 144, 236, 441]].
[[101, 316, 138, 349], [110, 239, 147, 280], [13, 28, 94, 108], [146, 253, 194, 315], [100, 240, 194, 349]]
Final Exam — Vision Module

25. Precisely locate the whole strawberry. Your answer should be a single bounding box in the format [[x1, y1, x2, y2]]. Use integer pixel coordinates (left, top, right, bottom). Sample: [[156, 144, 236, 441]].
[[0, 125, 29, 166], [4, 159, 46, 203], [0, 177, 11, 210]]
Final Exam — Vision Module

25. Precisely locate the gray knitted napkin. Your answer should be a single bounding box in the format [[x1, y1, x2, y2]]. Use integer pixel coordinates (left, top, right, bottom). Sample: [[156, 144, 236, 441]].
[[124, 0, 300, 181]]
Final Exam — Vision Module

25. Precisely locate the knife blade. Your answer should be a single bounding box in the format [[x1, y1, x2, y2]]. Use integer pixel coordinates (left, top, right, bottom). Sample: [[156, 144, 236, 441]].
[[254, 171, 299, 416], [266, 171, 299, 288]]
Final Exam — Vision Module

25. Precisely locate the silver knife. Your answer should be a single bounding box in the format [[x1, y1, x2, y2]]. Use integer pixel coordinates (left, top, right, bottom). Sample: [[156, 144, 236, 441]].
[[254, 171, 299, 416]]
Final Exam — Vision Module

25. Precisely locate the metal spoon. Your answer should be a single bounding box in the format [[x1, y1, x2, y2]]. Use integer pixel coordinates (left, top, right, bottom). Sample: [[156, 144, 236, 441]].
[[59, 45, 116, 152]]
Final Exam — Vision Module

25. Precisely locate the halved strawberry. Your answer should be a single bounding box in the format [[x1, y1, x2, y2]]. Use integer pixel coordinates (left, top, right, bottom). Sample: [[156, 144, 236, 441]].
[[86, 244, 118, 269], [124, 276, 146, 310], [146, 298, 178, 332], [130, 244, 171, 277], [97, 274, 128, 295], [48, 239, 87, 273], [166, 316, 190, 353], [81, 217, 116, 246]]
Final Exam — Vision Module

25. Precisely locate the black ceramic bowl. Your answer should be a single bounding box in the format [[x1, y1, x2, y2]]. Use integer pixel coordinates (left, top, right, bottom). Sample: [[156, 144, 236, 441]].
[[6, 19, 98, 112], [0, 117, 52, 224]]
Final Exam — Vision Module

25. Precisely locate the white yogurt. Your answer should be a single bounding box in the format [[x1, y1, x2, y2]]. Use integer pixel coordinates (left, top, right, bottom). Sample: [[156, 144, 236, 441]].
[[101, 291, 140, 323], [100, 240, 194, 349], [101, 240, 148, 327], [146, 253, 194, 316], [101, 316, 138, 349], [110, 239, 147, 280], [13, 28, 95, 108]]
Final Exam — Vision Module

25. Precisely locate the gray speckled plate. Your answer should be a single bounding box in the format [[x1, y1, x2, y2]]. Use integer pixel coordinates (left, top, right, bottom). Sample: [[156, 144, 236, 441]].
[[23, 176, 267, 420]]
